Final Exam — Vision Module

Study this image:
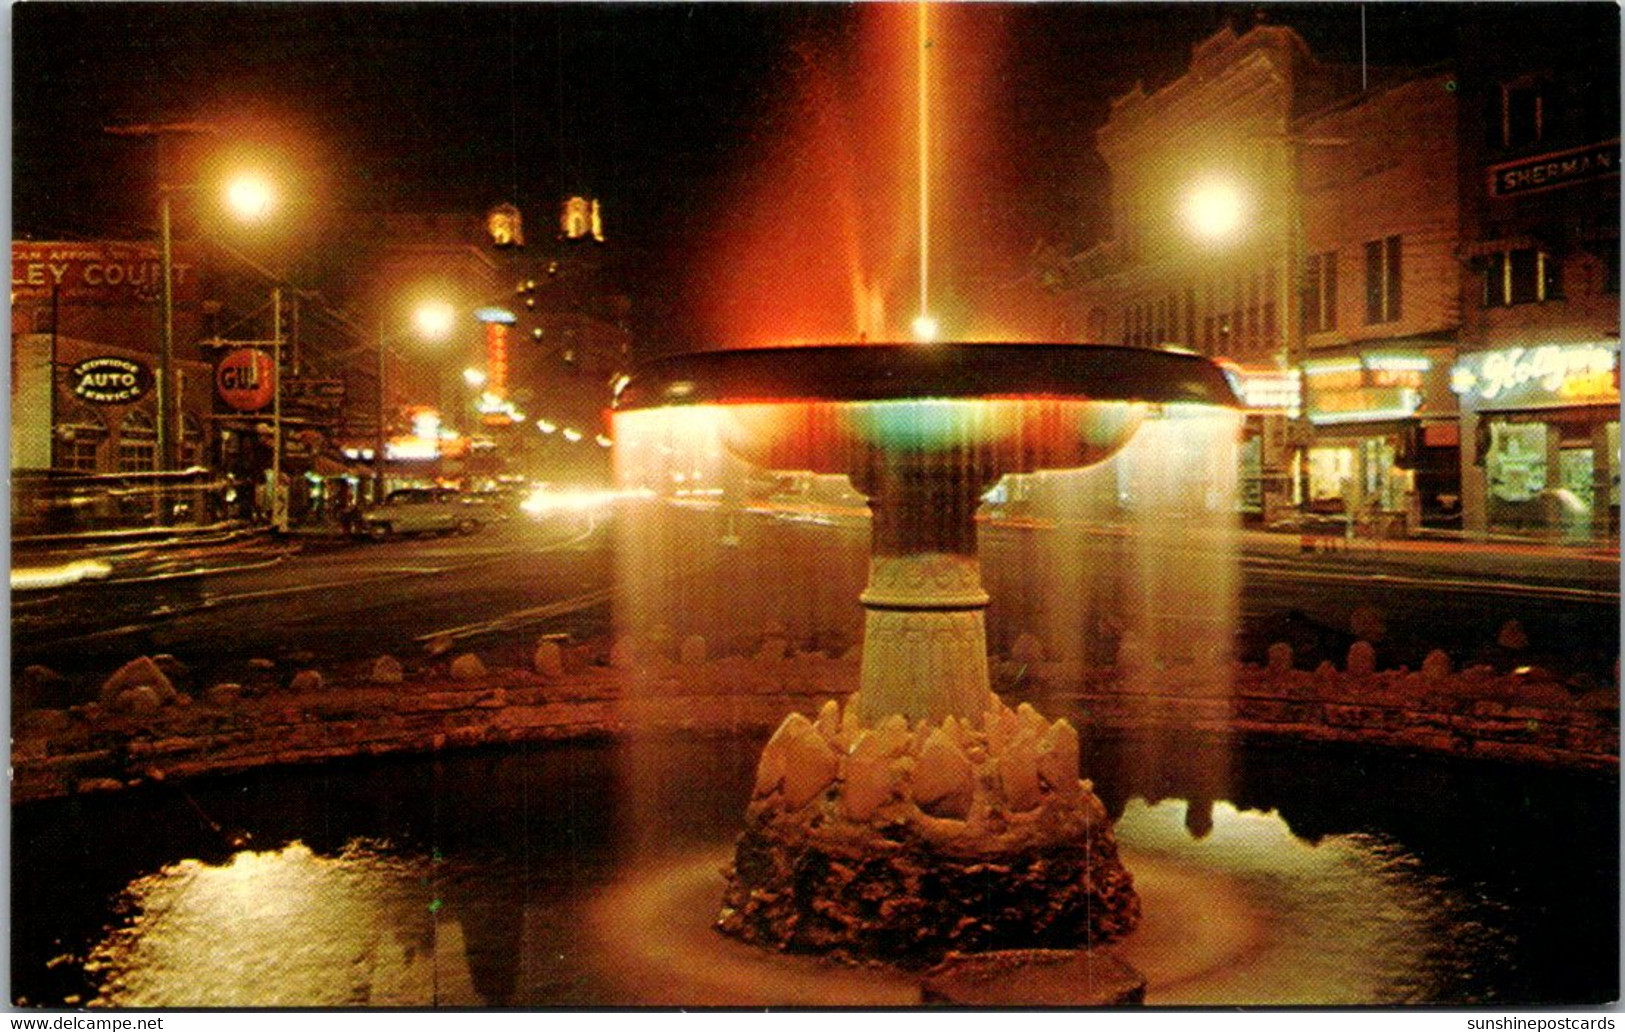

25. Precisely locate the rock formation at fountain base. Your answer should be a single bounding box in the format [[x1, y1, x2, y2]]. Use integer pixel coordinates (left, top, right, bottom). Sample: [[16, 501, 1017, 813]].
[[715, 693, 1140, 963]]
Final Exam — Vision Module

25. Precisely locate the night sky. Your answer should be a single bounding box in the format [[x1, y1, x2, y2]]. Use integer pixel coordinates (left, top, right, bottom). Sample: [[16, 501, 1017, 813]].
[[13, 2, 1469, 345]]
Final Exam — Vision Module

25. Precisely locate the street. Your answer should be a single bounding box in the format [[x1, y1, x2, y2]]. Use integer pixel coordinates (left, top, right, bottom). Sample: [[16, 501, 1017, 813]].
[[14, 505, 1618, 696], [13, 515, 615, 692]]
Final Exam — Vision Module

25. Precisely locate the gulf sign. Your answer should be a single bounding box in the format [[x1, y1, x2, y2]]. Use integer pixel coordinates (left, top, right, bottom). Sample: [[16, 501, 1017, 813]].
[[11, 241, 200, 305], [216, 348, 276, 411]]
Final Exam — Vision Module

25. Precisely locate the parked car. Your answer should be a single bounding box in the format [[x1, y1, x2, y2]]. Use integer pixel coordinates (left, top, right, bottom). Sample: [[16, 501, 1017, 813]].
[[348, 488, 483, 540]]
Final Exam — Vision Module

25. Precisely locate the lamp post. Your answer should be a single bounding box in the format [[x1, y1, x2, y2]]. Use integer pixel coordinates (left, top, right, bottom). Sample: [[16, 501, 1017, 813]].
[[374, 301, 456, 500], [105, 121, 222, 472]]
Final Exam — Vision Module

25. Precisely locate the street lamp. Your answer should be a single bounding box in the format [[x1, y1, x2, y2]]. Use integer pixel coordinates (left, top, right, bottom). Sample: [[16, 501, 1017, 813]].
[[1182, 179, 1247, 242], [226, 175, 274, 222], [375, 302, 455, 500]]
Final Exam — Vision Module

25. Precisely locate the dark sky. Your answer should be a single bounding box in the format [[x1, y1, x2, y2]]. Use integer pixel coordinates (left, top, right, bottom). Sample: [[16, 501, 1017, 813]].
[[13, 2, 1473, 343]]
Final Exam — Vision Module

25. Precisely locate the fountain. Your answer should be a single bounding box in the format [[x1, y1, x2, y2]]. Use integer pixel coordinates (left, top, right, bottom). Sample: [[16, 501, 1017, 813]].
[[611, 342, 1241, 967]]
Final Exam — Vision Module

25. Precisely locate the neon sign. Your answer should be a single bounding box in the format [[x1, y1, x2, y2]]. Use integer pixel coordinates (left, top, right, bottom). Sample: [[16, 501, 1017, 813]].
[[1451, 343, 1619, 404], [1217, 362, 1301, 416]]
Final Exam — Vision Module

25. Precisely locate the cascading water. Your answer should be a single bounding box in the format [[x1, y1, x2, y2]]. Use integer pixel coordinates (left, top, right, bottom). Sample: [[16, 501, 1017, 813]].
[[611, 345, 1241, 970], [611, 0, 1246, 986]]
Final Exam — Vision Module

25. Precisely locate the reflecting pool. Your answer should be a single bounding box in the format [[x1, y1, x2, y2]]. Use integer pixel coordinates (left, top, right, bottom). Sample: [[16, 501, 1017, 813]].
[[12, 732, 1617, 1007]]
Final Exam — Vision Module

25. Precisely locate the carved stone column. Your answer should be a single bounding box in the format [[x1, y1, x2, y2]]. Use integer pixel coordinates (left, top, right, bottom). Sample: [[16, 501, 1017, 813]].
[[856, 553, 992, 724], [854, 461, 995, 724]]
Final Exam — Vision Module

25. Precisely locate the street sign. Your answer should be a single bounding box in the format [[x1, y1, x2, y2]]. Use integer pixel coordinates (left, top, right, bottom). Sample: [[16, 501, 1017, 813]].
[[284, 378, 346, 410], [216, 348, 275, 411]]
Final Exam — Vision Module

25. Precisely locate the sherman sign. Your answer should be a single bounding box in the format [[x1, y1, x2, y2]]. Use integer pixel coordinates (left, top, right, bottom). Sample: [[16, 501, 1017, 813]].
[[70, 356, 153, 405], [11, 241, 200, 305], [1487, 140, 1620, 198]]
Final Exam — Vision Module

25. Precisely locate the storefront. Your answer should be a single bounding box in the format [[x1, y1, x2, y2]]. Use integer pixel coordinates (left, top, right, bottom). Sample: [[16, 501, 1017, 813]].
[[1301, 349, 1460, 534], [1453, 341, 1620, 539], [1217, 363, 1302, 522]]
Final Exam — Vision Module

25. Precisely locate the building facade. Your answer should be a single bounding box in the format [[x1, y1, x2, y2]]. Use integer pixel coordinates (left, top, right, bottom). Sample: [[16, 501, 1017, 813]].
[[1062, 24, 1362, 522], [1059, 15, 1620, 540], [1295, 69, 1463, 533], [1451, 8, 1620, 540]]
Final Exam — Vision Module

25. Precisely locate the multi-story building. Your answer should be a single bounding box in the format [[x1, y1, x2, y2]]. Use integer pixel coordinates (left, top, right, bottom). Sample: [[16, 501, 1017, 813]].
[[1450, 7, 1619, 540], [1061, 24, 1362, 522], [1057, 14, 1619, 541], [1295, 68, 1463, 533], [10, 240, 215, 477]]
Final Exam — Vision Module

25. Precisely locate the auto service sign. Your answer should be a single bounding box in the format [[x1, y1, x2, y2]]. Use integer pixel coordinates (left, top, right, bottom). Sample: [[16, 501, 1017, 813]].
[[70, 356, 153, 405], [216, 348, 276, 411]]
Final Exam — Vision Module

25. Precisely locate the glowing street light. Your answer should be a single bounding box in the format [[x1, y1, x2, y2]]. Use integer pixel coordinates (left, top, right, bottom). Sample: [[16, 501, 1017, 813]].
[[911, 314, 940, 344], [374, 300, 456, 499], [1183, 179, 1247, 241], [413, 300, 457, 339], [225, 174, 274, 221], [463, 368, 487, 388]]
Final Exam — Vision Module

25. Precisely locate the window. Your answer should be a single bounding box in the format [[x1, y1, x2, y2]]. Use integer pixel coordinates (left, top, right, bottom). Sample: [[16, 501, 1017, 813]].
[[53, 404, 105, 472], [1302, 251, 1338, 333], [1364, 236, 1402, 324], [1500, 77, 1547, 150], [118, 409, 158, 473], [1481, 248, 1563, 306]]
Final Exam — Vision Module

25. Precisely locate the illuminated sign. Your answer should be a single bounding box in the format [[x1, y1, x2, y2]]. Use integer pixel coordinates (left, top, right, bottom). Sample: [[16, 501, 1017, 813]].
[[561, 196, 604, 242], [216, 348, 276, 412], [70, 356, 152, 405], [1304, 353, 1432, 423], [12, 241, 199, 305], [1218, 363, 1301, 416], [486, 203, 524, 247], [1309, 386, 1421, 425], [1487, 139, 1620, 199], [1451, 343, 1619, 406], [485, 322, 510, 397]]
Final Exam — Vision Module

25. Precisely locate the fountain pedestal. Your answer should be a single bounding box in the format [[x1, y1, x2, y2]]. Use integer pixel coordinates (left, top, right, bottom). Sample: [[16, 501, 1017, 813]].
[[856, 554, 991, 724]]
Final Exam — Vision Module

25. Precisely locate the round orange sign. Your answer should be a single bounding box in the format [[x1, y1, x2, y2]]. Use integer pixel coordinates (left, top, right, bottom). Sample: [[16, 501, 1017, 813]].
[[216, 348, 276, 411]]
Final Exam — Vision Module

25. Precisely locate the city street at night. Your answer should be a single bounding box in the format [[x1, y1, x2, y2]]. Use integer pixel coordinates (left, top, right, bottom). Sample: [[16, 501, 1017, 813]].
[[9, 0, 1621, 1017]]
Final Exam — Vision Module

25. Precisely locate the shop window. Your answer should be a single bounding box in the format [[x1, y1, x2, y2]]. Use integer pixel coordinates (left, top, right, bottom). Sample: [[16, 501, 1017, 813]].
[[1308, 446, 1357, 510], [1560, 447, 1596, 514], [1609, 423, 1620, 509], [117, 409, 158, 473], [53, 406, 105, 473], [1364, 236, 1402, 324], [1302, 251, 1338, 333], [1487, 423, 1548, 503]]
